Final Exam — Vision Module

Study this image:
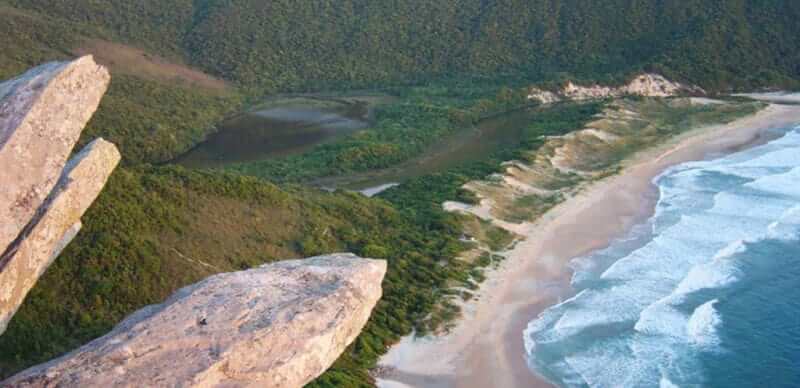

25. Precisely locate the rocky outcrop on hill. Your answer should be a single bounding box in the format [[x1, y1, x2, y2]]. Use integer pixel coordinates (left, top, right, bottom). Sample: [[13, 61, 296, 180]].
[[0, 56, 118, 334], [527, 74, 705, 104], [0, 58, 386, 388], [0, 56, 110, 253], [3, 254, 387, 388], [0, 139, 120, 334]]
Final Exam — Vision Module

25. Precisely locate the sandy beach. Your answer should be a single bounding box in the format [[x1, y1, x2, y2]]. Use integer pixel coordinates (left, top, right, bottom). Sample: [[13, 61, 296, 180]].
[[376, 99, 800, 388]]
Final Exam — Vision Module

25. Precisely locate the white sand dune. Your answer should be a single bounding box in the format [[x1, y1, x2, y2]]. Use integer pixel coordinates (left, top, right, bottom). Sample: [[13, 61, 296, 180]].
[[377, 102, 800, 388]]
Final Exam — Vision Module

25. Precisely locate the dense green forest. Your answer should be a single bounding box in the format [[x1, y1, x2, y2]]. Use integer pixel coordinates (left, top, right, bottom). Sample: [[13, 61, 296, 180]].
[[0, 5, 243, 164], [0, 99, 599, 385], [4, 0, 800, 96], [0, 164, 477, 382], [3, 0, 799, 164], [1, 1, 799, 386]]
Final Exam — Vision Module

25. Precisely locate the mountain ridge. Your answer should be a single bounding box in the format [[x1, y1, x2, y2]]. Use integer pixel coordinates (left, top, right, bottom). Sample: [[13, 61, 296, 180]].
[[3, 0, 800, 94]]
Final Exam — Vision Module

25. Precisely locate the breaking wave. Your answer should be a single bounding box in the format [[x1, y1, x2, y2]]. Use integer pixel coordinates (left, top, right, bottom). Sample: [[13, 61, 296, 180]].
[[525, 127, 800, 387]]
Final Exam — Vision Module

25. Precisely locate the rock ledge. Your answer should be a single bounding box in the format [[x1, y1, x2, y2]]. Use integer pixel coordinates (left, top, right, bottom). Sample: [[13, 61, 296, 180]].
[[0, 56, 117, 334], [3, 254, 387, 388]]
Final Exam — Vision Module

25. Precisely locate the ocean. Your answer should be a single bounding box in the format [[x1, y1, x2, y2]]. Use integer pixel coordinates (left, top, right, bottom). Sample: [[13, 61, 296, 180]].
[[524, 125, 800, 387]]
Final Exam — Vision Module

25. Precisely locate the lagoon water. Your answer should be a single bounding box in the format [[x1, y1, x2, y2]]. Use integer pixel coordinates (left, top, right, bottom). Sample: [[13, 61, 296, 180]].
[[525, 126, 800, 387], [174, 101, 370, 169]]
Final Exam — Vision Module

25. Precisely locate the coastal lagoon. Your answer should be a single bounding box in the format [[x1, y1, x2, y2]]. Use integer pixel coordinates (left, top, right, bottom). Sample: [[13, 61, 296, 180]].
[[314, 106, 546, 192], [526, 126, 800, 387], [174, 98, 371, 168], [176, 96, 548, 193]]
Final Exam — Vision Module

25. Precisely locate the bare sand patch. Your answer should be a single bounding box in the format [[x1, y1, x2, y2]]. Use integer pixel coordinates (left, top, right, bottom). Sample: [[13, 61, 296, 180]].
[[377, 102, 800, 388], [73, 39, 229, 92]]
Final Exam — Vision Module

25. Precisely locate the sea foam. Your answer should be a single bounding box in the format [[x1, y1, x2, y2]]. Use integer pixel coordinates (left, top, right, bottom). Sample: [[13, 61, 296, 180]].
[[687, 299, 722, 347], [525, 127, 800, 387]]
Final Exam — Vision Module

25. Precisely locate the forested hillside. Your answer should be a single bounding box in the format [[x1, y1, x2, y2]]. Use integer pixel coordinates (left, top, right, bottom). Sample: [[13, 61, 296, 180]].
[[0, 5, 242, 164], [4, 0, 800, 95], [3, 0, 798, 164], [1, 1, 798, 387]]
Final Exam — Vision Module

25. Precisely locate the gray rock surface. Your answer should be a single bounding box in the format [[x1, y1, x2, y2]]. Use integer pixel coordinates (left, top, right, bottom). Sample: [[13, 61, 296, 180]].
[[0, 56, 110, 254], [0, 57, 385, 388], [2, 254, 387, 388], [0, 56, 115, 335], [0, 138, 120, 333]]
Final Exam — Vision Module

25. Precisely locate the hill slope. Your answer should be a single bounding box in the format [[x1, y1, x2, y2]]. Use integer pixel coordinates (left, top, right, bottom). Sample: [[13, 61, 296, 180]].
[[4, 0, 800, 95], [2, 0, 798, 165], [1, 2, 798, 387]]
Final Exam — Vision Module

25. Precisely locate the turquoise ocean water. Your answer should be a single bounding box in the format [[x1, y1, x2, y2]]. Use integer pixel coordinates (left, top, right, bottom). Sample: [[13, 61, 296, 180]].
[[525, 125, 800, 387]]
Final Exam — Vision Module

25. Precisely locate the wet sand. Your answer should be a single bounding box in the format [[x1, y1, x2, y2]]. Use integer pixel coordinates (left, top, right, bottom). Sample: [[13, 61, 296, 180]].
[[376, 101, 800, 388]]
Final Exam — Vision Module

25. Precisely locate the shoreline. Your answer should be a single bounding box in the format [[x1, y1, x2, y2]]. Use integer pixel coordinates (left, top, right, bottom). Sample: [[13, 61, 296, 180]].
[[376, 100, 800, 388]]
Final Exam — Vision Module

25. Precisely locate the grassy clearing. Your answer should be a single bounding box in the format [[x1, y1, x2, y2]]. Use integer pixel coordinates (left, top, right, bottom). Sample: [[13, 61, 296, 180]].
[[73, 39, 231, 93], [501, 193, 564, 224], [461, 217, 517, 252], [79, 74, 243, 164], [0, 7, 242, 165]]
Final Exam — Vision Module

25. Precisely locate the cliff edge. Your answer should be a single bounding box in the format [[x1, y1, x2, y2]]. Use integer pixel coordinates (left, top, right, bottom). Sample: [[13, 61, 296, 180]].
[[0, 56, 119, 334], [0, 58, 387, 388], [3, 254, 387, 388]]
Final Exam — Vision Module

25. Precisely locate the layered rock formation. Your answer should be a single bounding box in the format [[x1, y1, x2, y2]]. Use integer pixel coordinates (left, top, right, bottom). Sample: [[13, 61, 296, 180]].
[[0, 56, 110, 252], [527, 74, 705, 104], [3, 254, 387, 388], [0, 56, 118, 334]]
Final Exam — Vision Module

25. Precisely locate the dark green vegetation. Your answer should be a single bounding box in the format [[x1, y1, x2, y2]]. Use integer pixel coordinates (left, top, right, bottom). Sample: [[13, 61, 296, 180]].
[[229, 82, 533, 183], [0, 1, 795, 387], [0, 5, 242, 165], [3, 0, 799, 165], [6, 0, 800, 95], [0, 164, 477, 379], [82, 75, 241, 164]]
